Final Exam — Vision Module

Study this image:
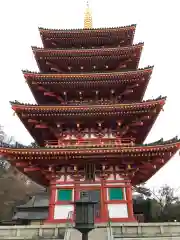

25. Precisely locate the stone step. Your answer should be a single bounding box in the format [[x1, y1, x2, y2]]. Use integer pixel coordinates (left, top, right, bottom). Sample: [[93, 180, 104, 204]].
[[69, 228, 108, 240]]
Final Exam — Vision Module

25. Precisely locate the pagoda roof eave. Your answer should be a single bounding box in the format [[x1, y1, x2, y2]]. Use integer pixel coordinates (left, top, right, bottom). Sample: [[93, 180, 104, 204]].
[[32, 43, 143, 56], [1, 137, 179, 186], [33, 43, 143, 73], [23, 66, 153, 81], [39, 24, 137, 49], [23, 67, 153, 104], [22, 66, 153, 105], [38, 24, 136, 34], [0, 137, 179, 155], [10, 97, 166, 146], [10, 97, 166, 112]]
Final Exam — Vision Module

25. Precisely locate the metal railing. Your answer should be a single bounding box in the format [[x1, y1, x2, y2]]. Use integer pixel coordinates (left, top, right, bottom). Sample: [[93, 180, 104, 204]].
[[64, 211, 74, 240], [107, 211, 113, 240]]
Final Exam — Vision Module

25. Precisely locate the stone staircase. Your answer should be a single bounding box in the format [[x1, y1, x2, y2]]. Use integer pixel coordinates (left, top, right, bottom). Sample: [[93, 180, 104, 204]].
[[1, 223, 180, 239]]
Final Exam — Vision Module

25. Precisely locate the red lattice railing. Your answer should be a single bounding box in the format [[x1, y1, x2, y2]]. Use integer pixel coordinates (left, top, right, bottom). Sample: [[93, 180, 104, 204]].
[[45, 137, 135, 147]]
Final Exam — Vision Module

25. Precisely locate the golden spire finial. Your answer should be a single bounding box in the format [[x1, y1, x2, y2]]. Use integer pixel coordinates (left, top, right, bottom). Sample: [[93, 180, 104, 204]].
[[84, 1, 93, 29]]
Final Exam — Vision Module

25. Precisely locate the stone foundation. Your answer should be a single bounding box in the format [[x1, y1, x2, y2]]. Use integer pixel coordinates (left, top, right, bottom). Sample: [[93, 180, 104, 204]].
[[1, 223, 180, 239]]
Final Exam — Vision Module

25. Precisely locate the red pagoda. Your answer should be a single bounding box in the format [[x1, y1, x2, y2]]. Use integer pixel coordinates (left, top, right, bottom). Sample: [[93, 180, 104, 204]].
[[0, 3, 180, 223]]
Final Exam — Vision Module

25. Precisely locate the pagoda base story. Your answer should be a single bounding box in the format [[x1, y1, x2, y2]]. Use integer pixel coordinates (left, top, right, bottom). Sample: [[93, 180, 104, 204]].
[[47, 178, 136, 223]]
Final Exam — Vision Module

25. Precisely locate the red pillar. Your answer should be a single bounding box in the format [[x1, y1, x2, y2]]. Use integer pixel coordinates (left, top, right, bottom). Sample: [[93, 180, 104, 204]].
[[101, 179, 108, 222], [126, 184, 136, 221], [47, 182, 56, 221]]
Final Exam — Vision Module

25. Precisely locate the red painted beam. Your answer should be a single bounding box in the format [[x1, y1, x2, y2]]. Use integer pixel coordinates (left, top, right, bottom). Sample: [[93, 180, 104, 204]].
[[28, 119, 39, 124], [44, 92, 56, 97], [24, 167, 40, 172], [15, 162, 29, 167], [35, 124, 48, 129]]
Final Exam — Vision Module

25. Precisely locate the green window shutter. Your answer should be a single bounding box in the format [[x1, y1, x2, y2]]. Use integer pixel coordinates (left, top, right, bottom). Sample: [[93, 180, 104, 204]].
[[109, 188, 124, 200], [57, 189, 72, 201]]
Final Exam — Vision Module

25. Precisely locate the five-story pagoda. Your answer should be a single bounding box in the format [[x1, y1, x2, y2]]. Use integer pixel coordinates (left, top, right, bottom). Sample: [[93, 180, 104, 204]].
[[0, 3, 180, 223]]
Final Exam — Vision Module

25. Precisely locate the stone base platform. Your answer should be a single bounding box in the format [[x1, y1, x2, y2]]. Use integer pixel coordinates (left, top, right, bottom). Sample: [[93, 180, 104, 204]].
[[1, 222, 180, 239]]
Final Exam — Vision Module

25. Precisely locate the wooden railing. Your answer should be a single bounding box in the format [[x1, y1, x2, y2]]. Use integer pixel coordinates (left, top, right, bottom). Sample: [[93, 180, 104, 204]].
[[45, 138, 135, 148]]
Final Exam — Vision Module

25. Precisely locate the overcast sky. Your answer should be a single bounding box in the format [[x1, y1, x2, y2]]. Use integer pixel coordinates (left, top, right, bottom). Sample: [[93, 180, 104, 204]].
[[0, 0, 180, 189]]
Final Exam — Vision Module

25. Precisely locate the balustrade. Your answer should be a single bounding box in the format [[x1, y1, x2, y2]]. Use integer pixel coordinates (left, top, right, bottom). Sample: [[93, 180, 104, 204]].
[[45, 137, 135, 148]]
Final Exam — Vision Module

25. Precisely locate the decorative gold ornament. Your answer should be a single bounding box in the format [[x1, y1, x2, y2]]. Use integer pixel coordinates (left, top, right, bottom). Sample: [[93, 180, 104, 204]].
[[84, 1, 93, 29]]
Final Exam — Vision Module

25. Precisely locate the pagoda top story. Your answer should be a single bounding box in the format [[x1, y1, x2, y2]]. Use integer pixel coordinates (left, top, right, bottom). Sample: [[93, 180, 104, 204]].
[[39, 2, 136, 49]]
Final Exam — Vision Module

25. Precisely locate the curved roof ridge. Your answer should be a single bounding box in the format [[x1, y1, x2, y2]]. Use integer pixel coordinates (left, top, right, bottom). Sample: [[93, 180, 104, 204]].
[[144, 136, 179, 146], [22, 66, 154, 76], [32, 42, 143, 52], [38, 24, 136, 32], [10, 96, 166, 108]]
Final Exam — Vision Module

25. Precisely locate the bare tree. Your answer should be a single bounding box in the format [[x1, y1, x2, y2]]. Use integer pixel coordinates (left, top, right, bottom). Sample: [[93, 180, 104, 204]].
[[154, 185, 178, 220], [138, 185, 180, 222], [0, 125, 16, 146], [0, 125, 5, 142], [133, 184, 152, 198]]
